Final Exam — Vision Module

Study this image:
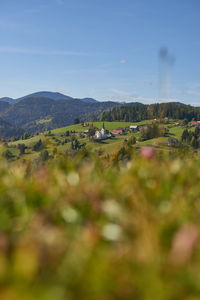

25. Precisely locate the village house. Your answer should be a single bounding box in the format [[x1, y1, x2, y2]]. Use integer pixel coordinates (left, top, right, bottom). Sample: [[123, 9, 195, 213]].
[[168, 137, 179, 147], [112, 128, 125, 135], [129, 125, 138, 132], [191, 121, 200, 126]]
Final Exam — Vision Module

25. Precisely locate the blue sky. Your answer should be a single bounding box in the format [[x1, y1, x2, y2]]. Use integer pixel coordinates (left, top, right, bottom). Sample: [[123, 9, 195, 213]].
[[0, 0, 200, 104]]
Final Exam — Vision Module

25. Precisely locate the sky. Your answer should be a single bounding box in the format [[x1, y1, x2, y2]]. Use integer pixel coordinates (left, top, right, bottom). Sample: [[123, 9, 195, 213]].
[[0, 0, 200, 105]]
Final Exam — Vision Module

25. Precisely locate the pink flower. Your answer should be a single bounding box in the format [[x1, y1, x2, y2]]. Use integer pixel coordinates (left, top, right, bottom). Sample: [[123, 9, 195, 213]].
[[170, 224, 199, 266], [140, 146, 155, 159]]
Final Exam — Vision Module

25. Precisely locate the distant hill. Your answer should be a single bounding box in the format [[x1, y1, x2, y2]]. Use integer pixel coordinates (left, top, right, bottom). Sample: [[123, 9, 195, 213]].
[[0, 101, 10, 113], [0, 91, 99, 104], [16, 91, 74, 102], [0, 97, 120, 133], [0, 118, 24, 139], [80, 98, 98, 103], [0, 97, 15, 104], [0, 91, 197, 137]]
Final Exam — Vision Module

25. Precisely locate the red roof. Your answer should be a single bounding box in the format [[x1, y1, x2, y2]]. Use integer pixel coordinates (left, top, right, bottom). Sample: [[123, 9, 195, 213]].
[[112, 129, 123, 133]]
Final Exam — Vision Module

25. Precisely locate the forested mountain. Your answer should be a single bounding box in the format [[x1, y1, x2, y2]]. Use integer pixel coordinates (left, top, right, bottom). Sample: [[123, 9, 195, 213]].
[[0, 97, 14, 104], [101, 102, 200, 122], [80, 97, 98, 103], [0, 97, 120, 133], [0, 91, 98, 104], [0, 95, 200, 138], [0, 101, 10, 113], [0, 118, 24, 139]]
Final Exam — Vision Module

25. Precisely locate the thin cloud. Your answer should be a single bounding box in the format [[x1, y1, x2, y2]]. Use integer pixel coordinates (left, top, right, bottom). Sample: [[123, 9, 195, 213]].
[[190, 102, 200, 107], [109, 89, 144, 102], [120, 59, 127, 64], [109, 88, 180, 103], [110, 88, 130, 95], [159, 97, 181, 103], [181, 89, 200, 97], [0, 46, 89, 56], [180, 81, 200, 98]]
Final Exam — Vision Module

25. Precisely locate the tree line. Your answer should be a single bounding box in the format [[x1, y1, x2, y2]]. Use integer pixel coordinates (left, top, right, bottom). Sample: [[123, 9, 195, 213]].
[[101, 103, 200, 122], [181, 126, 200, 148]]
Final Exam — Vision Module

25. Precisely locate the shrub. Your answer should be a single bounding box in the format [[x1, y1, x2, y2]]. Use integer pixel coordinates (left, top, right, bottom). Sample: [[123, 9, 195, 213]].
[[2, 149, 15, 160], [39, 149, 49, 161], [33, 139, 43, 151]]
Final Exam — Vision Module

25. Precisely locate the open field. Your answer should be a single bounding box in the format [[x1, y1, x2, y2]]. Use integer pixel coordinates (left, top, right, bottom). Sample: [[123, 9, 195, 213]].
[[51, 120, 152, 134], [4, 121, 197, 164]]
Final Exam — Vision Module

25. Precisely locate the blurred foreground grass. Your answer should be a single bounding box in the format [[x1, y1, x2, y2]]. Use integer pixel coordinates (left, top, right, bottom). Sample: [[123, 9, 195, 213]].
[[0, 149, 200, 300]]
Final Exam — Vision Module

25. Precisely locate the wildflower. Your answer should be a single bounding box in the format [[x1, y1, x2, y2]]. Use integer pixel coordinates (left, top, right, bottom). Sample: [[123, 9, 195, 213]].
[[140, 146, 155, 159], [102, 223, 122, 241], [67, 172, 80, 186], [170, 224, 199, 266], [62, 208, 79, 223], [102, 200, 121, 219]]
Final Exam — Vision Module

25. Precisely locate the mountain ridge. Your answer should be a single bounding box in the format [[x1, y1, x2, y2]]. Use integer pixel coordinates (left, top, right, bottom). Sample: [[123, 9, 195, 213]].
[[0, 91, 99, 104], [0, 96, 120, 133]]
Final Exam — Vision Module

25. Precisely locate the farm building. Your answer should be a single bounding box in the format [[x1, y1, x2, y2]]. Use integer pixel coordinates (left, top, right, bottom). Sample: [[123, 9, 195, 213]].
[[129, 125, 138, 132], [191, 121, 200, 126], [168, 137, 179, 146], [112, 128, 125, 135]]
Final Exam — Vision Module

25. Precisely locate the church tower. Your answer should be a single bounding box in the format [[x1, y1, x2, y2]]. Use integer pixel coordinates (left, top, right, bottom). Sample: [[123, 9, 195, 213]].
[[101, 122, 105, 136]]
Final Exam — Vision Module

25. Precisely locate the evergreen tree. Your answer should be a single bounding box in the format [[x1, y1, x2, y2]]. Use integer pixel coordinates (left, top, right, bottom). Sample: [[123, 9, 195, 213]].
[[33, 139, 43, 151]]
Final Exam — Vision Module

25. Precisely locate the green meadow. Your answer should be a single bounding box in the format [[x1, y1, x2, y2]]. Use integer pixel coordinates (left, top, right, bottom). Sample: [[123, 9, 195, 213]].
[[5, 121, 192, 163], [51, 120, 152, 134]]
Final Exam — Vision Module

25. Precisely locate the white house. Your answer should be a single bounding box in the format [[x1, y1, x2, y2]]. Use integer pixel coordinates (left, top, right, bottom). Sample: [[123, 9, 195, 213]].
[[129, 125, 138, 132], [130, 125, 138, 129], [94, 123, 108, 140]]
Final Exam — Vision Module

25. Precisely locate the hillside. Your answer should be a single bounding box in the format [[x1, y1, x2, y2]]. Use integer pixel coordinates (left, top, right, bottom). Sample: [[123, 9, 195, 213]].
[[0, 97, 14, 104], [0, 98, 120, 133], [5, 120, 191, 163], [0, 101, 10, 113], [0, 97, 200, 138], [101, 102, 200, 122], [0, 118, 24, 139]]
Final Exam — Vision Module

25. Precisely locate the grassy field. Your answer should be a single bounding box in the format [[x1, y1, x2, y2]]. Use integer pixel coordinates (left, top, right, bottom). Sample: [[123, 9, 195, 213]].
[[51, 120, 152, 134], [7, 122, 145, 158], [139, 125, 191, 146], [4, 121, 196, 164]]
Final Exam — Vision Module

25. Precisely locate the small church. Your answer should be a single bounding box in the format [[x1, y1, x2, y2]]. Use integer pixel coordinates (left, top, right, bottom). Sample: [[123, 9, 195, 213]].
[[94, 123, 108, 140]]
